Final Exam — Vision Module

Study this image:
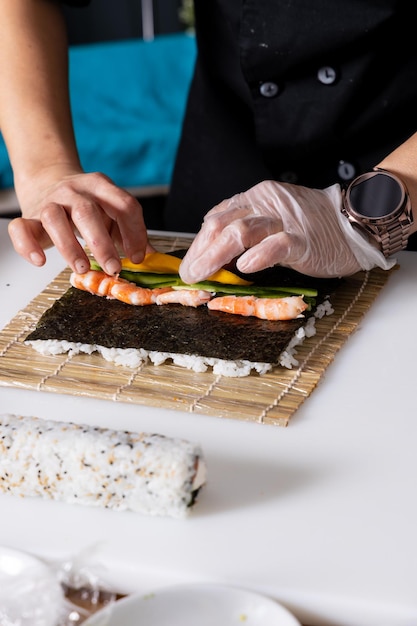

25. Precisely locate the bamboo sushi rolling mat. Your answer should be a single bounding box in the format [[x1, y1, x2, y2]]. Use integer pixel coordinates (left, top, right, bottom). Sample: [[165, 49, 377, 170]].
[[0, 234, 395, 427]]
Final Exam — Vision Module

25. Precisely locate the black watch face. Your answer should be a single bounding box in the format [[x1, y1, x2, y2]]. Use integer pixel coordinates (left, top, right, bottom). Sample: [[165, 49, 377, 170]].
[[349, 173, 402, 218]]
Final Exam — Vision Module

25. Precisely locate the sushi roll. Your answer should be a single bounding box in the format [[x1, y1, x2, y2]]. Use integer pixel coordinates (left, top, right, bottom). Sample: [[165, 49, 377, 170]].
[[0, 414, 206, 518]]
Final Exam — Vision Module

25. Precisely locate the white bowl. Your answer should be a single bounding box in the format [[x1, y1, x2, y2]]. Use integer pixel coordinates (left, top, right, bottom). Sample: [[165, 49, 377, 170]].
[[84, 582, 301, 626]]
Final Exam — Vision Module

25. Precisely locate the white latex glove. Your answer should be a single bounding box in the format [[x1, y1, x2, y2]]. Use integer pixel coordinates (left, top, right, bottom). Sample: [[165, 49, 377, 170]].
[[179, 180, 396, 281]]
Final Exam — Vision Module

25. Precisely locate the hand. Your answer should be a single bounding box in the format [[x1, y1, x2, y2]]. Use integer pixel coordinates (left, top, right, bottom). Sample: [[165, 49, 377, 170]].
[[8, 168, 150, 275], [179, 180, 395, 282]]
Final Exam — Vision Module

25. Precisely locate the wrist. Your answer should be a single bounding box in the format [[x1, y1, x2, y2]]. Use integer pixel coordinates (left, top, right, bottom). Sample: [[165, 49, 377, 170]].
[[341, 169, 413, 258], [14, 161, 84, 205]]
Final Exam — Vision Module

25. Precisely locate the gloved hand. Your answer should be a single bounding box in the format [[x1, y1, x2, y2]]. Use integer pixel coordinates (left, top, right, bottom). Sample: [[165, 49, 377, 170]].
[[179, 180, 396, 282]]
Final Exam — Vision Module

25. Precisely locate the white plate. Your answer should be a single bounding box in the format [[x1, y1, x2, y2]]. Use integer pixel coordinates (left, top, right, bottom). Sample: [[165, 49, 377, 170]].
[[0, 546, 62, 626], [85, 582, 301, 626]]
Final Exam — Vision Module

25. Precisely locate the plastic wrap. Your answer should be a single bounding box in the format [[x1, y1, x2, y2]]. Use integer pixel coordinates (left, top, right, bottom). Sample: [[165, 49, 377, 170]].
[[0, 545, 124, 625]]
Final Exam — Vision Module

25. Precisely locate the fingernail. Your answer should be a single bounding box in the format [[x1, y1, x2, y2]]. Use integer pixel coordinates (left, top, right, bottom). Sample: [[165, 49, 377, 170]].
[[129, 252, 145, 264], [236, 259, 249, 272], [29, 252, 44, 266], [74, 259, 90, 273], [104, 258, 121, 275]]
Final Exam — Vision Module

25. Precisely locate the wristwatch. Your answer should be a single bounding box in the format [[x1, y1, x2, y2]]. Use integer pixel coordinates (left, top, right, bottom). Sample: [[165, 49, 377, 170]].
[[341, 169, 413, 257]]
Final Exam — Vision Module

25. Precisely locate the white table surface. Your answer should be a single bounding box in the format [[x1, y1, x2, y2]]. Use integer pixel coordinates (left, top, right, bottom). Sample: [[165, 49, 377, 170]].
[[0, 218, 416, 626]]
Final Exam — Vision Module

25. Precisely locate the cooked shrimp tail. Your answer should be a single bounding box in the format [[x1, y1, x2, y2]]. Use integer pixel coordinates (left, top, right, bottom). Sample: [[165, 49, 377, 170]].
[[207, 294, 308, 320]]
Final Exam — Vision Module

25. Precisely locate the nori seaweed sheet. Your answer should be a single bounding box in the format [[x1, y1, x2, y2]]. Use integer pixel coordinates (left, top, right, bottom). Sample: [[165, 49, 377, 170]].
[[26, 267, 341, 363]]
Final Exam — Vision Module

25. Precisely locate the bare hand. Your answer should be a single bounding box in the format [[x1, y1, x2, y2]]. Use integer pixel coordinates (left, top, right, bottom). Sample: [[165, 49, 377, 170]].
[[8, 169, 150, 274]]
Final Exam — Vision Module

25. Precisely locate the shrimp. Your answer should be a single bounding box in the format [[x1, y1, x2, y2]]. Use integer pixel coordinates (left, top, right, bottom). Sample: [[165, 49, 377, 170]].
[[70, 271, 307, 318], [155, 289, 213, 307], [70, 270, 172, 306], [109, 281, 171, 305], [207, 294, 308, 320]]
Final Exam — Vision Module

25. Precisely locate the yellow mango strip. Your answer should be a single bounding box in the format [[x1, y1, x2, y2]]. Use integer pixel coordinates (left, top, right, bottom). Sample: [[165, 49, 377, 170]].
[[207, 267, 253, 286], [121, 252, 181, 274], [121, 252, 253, 286]]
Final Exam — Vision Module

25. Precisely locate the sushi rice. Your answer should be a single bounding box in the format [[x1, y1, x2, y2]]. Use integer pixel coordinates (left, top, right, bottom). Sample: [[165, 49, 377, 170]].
[[0, 414, 206, 518]]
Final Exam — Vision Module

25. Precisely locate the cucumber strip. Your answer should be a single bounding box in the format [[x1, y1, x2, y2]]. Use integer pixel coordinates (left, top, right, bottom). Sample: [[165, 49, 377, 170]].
[[187, 281, 318, 297], [119, 270, 181, 287], [91, 263, 319, 300], [122, 272, 318, 298]]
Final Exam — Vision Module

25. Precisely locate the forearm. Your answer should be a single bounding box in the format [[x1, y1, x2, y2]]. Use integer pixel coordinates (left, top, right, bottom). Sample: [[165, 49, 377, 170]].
[[2, 1, 148, 272], [376, 132, 417, 237], [0, 0, 82, 206]]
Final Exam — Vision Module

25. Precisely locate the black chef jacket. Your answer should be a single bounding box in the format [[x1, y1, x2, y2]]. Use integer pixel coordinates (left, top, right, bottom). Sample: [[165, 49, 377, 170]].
[[62, 0, 417, 249]]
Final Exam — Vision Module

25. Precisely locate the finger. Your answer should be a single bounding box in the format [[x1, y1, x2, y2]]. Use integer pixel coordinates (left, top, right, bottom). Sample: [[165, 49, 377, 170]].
[[183, 198, 253, 263], [83, 175, 148, 263], [108, 220, 154, 257], [68, 200, 123, 274], [180, 216, 279, 283], [145, 241, 157, 254], [203, 195, 255, 221], [8, 218, 49, 266], [236, 232, 307, 274], [101, 193, 148, 263], [39, 203, 93, 273], [184, 185, 280, 265], [180, 228, 244, 284]]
